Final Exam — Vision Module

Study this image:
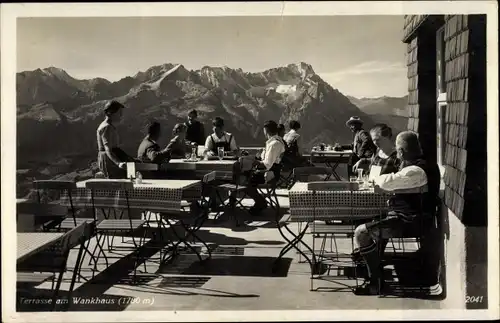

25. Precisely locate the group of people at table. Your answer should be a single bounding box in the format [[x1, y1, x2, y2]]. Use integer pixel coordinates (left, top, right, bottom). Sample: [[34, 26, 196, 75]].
[[96, 100, 440, 295]]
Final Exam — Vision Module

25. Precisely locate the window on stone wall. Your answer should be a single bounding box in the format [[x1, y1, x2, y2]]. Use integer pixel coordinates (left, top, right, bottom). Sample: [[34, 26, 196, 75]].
[[436, 26, 447, 175]]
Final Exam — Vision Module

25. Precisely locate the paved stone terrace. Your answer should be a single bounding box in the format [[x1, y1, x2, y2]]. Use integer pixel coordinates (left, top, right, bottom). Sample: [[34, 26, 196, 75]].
[[17, 192, 446, 312]]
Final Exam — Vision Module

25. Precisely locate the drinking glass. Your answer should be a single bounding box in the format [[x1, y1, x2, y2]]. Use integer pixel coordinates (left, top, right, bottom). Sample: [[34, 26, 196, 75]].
[[217, 147, 225, 161], [356, 169, 364, 181], [191, 147, 198, 160], [184, 152, 191, 161]]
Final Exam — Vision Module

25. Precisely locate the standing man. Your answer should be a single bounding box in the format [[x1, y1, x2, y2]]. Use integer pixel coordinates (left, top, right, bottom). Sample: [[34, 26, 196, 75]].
[[185, 109, 205, 145], [341, 116, 376, 178]]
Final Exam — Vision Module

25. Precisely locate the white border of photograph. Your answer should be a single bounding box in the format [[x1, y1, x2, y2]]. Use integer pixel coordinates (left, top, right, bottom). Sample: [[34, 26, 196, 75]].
[[2, 1, 498, 322]]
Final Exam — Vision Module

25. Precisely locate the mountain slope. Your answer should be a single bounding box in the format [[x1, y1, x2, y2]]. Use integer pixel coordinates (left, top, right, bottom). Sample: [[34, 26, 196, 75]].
[[16, 62, 376, 197], [347, 95, 408, 134]]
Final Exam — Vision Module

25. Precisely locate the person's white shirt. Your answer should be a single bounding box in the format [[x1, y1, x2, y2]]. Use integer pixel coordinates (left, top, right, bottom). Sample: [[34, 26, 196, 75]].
[[204, 132, 238, 153], [283, 129, 304, 154], [262, 135, 286, 170], [374, 165, 427, 191]]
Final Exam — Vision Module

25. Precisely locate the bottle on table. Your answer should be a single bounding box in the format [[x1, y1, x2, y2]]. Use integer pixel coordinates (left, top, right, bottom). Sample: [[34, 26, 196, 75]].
[[135, 171, 143, 184]]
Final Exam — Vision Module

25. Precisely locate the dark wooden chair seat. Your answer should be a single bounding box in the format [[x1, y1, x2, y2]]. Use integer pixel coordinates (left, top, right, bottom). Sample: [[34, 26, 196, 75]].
[[58, 218, 95, 230], [217, 183, 248, 191], [309, 223, 354, 235], [17, 272, 55, 284], [97, 219, 146, 230]]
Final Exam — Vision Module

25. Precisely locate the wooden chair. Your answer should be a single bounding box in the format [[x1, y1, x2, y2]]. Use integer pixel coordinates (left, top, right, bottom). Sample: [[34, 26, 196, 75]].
[[32, 180, 98, 281], [85, 180, 148, 283], [17, 222, 92, 311], [376, 186, 441, 296]]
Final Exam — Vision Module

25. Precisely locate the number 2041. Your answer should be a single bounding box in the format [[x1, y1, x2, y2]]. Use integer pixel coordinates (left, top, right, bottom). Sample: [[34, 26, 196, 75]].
[[466, 296, 484, 303]]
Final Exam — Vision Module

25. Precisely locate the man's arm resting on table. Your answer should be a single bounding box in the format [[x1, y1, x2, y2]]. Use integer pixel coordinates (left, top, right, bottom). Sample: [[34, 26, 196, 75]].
[[374, 165, 428, 191], [204, 135, 215, 156], [146, 146, 170, 164]]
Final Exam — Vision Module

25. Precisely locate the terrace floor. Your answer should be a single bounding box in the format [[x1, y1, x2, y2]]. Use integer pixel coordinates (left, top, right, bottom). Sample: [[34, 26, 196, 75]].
[[17, 193, 445, 312]]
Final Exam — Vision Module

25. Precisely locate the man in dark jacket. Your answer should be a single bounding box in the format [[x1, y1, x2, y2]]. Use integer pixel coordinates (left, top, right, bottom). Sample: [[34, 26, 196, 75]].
[[137, 121, 171, 164], [341, 116, 377, 178], [185, 110, 205, 145]]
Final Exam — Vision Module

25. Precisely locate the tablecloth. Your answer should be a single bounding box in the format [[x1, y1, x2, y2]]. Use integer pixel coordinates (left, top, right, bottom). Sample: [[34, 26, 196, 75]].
[[288, 182, 388, 222], [60, 179, 201, 213]]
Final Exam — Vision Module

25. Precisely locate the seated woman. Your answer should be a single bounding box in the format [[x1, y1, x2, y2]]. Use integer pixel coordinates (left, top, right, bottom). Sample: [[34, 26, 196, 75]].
[[204, 117, 239, 157], [283, 120, 303, 156], [166, 123, 189, 159], [353, 123, 400, 176], [281, 120, 312, 170]]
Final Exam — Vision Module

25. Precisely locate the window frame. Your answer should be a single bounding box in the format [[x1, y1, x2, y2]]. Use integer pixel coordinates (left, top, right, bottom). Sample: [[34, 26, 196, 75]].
[[436, 26, 447, 177]]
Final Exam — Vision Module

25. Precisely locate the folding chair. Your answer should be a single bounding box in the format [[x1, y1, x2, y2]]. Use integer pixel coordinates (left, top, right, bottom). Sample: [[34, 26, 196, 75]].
[[17, 222, 92, 311], [291, 167, 334, 262], [32, 180, 95, 230], [17, 201, 97, 282], [214, 160, 251, 226], [377, 186, 441, 296], [306, 181, 361, 292], [30, 180, 77, 231], [85, 180, 148, 283]]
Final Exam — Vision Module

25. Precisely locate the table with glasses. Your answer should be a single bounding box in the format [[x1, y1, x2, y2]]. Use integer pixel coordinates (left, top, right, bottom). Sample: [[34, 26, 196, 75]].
[[60, 178, 207, 264], [275, 181, 388, 273], [61, 179, 202, 213], [163, 158, 238, 172], [309, 149, 352, 180]]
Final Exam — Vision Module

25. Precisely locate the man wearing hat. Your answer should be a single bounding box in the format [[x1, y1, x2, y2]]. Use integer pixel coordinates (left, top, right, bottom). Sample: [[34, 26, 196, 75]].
[[341, 116, 377, 178], [96, 100, 134, 178]]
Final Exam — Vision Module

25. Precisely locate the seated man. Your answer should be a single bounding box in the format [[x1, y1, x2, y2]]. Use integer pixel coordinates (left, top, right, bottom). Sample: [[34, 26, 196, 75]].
[[352, 131, 440, 295], [137, 121, 171, 164], [277, 123, 286, 139], [185, 109, 206, 146], [353, 123, 400, 176], [166, 123, 189, 159], [244, 120, 286, 215], [204, 117, 239, 157]]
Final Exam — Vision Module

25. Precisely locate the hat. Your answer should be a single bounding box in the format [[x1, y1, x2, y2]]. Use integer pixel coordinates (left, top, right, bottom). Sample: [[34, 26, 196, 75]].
[[104, 100, 125, 114], [346, 116, 363, 127]]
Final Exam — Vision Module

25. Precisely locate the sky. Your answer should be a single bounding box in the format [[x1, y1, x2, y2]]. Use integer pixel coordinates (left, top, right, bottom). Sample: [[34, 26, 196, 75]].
[[17, 16, 408, 98]]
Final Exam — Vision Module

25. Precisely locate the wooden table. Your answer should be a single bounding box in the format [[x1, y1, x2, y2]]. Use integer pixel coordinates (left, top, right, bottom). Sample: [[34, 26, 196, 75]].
[[17, 232, 64, 263], [309, 150, 352, 180]]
